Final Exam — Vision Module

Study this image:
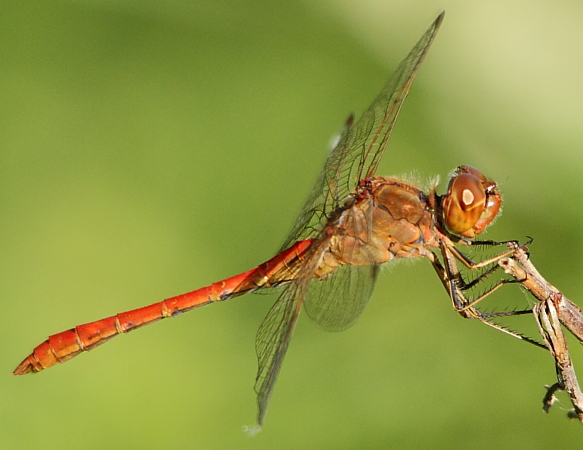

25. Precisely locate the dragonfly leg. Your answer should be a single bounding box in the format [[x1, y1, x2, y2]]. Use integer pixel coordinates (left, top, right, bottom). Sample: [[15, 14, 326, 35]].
[[427, 246, 546, 349], [444, 237, 534, 294], [460, 306, 547, 349], [456, 264, 505, 290], [440, 242, 526, 313], [450, 247, 508, 270], [445, 237, 531, 272]]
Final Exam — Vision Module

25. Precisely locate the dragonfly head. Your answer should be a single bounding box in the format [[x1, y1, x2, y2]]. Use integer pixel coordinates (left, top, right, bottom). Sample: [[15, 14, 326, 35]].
[[441, 165, 502, 239]]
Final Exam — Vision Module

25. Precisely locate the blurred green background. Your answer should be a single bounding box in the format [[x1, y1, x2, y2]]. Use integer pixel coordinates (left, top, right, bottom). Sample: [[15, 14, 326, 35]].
[[2, 1, 583, 449]]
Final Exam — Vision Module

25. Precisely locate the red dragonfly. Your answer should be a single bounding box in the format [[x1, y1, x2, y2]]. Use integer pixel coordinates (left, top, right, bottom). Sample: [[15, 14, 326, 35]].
[[14, 12, 537, 427]]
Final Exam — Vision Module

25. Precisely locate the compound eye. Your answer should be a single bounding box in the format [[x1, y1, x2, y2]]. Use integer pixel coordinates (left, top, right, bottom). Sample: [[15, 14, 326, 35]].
[[441, 166, 501, 238], [443, 172, 486, 237]]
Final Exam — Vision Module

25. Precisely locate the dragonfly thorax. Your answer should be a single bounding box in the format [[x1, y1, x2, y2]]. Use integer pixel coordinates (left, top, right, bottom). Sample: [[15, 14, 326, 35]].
[[325, 177, 438, 270]]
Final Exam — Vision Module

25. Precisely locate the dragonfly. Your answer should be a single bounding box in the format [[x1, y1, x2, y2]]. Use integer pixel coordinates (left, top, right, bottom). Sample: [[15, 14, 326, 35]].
[[14, 12, 538, 428]]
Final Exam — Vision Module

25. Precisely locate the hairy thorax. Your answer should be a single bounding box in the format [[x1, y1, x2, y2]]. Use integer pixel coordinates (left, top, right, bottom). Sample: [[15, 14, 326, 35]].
[[319, 177, 439, 277]]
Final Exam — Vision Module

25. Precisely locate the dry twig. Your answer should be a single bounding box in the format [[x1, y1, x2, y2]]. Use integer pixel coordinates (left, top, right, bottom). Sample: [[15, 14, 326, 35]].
[[498, 244, 583, 422]]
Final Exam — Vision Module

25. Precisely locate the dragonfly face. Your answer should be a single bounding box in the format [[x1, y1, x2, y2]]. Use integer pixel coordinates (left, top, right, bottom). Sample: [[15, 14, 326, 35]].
[[441, 165, 502, 239]]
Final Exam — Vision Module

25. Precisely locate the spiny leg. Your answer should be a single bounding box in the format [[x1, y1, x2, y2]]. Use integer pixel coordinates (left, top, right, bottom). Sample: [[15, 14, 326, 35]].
[[447, 240, 525, 271], [433, 239, 526, 305], [428, 246, 546, 349], [439, 243, 515, 311], [444, 238, 535, 298]]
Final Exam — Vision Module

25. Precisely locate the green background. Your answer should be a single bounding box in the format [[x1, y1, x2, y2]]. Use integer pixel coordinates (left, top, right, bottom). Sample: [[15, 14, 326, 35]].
[[2, 1, 583, 449]]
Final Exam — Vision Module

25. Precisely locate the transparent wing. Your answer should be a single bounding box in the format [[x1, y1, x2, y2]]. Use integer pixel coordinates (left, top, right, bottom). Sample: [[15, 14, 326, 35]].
[[305, 191, 380, 331], [304, 264, 379, 331], [254, 262, 379, 427], [253, 239, 328, 427], [281, 12, 444, 251], [254, 284, 302, 427], [253, 13, 445, 428]]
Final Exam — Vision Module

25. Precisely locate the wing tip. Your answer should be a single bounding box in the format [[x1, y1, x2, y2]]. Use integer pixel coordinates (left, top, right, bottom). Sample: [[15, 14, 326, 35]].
[[242, 424, 263, 436]]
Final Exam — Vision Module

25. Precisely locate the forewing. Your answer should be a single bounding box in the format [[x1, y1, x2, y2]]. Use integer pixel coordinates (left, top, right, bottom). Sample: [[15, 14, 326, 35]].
[[352, 12, 444, 182], [281, 12, 444, 251], [304, 264, 379, 332], [254, 13, 445, 427]]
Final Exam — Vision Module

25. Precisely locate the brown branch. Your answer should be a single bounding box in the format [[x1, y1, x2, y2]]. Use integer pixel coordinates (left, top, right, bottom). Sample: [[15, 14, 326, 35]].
[[498, 245, 583, 422]]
